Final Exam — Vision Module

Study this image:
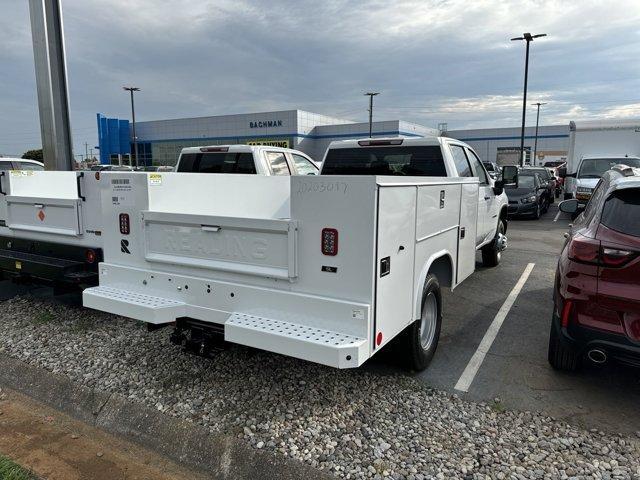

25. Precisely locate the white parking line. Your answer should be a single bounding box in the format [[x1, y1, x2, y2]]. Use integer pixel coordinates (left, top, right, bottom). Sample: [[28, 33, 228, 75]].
[[454, 263, 535, 393], [553, 211, 561, 222]]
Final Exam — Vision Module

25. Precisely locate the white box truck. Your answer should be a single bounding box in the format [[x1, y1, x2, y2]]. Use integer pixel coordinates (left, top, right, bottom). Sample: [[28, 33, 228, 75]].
[[565, 120, 640, 202], [81, 137, 508, 370]]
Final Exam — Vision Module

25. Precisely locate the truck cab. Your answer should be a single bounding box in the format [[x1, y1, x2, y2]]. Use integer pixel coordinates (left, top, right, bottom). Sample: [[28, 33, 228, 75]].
[[175, 145, 319, 176], [320, 137, 509, 265], [566, 155, 640, 206]]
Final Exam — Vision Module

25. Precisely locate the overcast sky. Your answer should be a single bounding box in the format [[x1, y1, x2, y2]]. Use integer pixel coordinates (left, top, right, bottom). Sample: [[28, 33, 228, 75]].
[[1, 0, 639, 158]]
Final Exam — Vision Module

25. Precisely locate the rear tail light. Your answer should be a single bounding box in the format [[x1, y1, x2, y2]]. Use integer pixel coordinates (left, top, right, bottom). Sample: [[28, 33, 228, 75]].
[[85, 249, 97, 264], [321, 228, 338, 256], [119, 213, 130, 235], [601, 247, 636, 267], [567, 235, 600, 264], [567, 236, 637, 267]]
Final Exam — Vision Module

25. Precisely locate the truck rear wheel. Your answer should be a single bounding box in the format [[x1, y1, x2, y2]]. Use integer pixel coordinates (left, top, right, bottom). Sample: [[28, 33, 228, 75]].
[[403, 274, 442, 371], [481, 219, 505, 267]]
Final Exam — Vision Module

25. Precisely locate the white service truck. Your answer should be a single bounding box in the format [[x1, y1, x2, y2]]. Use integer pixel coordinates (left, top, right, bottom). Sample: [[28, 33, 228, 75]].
[[0, 145, 318, 289], [565, 120, 640, 202], [80, 136, 508, 370]]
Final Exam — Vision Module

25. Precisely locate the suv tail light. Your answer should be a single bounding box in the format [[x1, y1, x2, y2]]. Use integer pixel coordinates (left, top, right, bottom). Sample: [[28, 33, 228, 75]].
[[321, 228, 338, 256], [601, 247, 636, 267], [567, 235, 600, 264], [568, 236, 637, 267]]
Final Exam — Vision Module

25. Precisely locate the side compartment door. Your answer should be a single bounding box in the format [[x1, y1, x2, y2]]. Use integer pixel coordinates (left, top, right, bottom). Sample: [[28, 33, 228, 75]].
[[456, 182, 479, 285], [374, 186, 416, 351]]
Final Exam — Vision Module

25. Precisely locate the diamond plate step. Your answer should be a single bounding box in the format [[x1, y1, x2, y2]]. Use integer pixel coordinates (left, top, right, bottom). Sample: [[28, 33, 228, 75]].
[[225, 313, 368, 368], [83, 286, 185, 324]]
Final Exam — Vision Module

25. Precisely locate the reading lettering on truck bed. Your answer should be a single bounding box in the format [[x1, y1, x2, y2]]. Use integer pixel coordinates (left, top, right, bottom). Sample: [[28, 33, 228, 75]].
[[82, 136, 509, 370]]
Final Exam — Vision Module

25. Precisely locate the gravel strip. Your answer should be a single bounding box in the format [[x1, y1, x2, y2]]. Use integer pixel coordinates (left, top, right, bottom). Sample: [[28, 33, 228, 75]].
[[0, 295, 639, 480]]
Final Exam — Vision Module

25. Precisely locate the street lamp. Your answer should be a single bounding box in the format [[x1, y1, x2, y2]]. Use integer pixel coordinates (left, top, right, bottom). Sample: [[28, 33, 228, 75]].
[[532, 102, 547, 165], [123, 86, 140, 167], [511, 33, 546, 166], [364, 92, 380, 138]]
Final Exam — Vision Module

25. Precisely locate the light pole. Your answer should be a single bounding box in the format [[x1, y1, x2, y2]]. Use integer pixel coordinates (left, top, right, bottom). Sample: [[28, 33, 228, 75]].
[[532, 102, 547, 165], [364, 92, 379, 138], [511, 32, 546, 166], [123, 86, 140, 167]]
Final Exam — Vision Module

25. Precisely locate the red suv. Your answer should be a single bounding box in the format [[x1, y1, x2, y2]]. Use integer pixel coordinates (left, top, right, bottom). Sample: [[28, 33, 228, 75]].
[[549, 165, 640, 370]]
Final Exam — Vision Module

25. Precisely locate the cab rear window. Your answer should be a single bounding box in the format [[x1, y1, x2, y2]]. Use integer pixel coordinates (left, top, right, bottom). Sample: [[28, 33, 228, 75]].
[[177, 152, 256, 174], [601, 189, 640, 237], [321, 146, 446, 176]]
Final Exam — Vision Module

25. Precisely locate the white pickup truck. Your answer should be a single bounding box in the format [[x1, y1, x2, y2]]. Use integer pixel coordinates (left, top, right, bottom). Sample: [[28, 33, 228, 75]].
[[175, 144, 319, 175], [0, 145, 318, 290], [79, 136, 508, 371]]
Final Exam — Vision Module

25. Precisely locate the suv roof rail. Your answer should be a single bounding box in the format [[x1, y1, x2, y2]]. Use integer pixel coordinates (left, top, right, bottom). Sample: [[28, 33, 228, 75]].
[[611, 164, 640, 177]]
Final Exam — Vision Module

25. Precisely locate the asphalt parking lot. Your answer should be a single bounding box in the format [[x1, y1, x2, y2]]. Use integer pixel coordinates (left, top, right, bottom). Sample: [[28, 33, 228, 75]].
[[417, 202, 640, 435]]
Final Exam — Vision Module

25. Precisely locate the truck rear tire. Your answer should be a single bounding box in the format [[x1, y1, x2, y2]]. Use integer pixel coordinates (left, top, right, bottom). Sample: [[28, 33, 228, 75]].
[[481, 219, 505, 267], [547, 321, 580, 371], [403, 274, 442, 371]]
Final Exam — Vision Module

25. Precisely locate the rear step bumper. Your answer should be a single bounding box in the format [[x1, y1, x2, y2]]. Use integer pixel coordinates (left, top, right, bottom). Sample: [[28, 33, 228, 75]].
[[83, 284, 369, 369]]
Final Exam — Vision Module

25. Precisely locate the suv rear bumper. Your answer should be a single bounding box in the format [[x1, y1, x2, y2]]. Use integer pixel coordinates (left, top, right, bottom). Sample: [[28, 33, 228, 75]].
[[552, 311, 640, 367]]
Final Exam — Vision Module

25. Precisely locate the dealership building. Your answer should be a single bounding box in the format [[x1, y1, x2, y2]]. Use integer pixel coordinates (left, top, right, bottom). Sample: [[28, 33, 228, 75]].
[[123, 108, 569, 166]]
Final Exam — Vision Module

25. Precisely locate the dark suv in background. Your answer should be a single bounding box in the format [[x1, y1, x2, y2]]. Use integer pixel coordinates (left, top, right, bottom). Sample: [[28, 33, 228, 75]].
[[549, 165, 640, 370], [524, 166, 556, 203]]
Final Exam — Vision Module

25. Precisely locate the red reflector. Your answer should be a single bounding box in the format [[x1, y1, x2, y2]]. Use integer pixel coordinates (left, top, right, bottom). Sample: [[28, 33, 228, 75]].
[[567, 235, 600, 264], [321, 228, 338, 256], [561, 300, 573, 328], [200, 147, 229, 153], [376, 332, 383, 346], [357, 139, 403, 147], [85, 249, 96, 264], [601, 247, 635, 267], [119, 213, 130, 235]]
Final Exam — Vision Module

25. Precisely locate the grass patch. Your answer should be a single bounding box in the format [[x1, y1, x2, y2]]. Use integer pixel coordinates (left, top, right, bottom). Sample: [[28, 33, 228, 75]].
[[491, 400, 506, 414], [0, 454, 37, 480], [33, 311, 55, 325]]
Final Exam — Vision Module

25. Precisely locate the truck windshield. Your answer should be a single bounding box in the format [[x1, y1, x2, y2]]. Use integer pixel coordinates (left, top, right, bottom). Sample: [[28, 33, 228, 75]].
[[578, 158, 640, 179], [322, 146, 446, 176], [177, 152, 256, 174]]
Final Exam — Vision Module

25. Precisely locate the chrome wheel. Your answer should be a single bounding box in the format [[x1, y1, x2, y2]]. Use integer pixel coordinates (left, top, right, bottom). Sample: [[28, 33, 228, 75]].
[[419, 292, 438, 350]]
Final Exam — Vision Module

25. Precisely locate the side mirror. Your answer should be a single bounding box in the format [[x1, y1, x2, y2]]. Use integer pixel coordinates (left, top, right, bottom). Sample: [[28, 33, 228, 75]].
[[558, 167, 567, 178], [565, 172, 577, 178], [502, 165, 518, 186], [559, 199, 579, 214], [493, 179, 504, 196]]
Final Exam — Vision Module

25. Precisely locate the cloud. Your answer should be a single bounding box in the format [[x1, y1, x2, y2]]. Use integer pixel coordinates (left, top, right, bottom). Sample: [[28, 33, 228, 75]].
[[1, 0, 639, 157]]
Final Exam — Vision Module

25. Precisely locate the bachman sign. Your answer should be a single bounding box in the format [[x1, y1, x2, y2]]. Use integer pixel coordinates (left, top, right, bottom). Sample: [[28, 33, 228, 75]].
[[249, 120, 283, 128]]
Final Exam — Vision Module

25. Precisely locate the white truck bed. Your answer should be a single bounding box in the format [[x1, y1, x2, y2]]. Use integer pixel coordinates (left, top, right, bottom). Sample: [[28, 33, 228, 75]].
[[82, 172, 479, 368]]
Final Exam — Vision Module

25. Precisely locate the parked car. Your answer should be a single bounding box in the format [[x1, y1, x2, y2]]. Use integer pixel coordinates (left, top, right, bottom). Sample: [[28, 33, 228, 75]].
[[549, 164, 640, 370], [523, 166, 556, 202], [505, 171, 548, 219], [0, 157, 44, 171]]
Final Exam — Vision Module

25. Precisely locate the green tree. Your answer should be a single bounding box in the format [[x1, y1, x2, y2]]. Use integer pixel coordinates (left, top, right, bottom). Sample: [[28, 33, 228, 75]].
[[21, 148, 43, 161]]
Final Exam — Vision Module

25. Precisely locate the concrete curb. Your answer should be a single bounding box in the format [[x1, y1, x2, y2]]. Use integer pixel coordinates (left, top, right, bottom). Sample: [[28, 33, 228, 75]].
[[0, 353, 334, 480]]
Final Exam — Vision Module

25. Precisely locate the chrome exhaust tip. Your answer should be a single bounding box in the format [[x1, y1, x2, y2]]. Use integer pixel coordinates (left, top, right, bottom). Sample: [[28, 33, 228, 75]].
[[587, 349, 607, 364]]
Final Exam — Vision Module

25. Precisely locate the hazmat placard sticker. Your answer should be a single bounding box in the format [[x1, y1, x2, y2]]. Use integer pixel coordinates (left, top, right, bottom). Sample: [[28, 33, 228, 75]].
[[149, 174, 162, 186]]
